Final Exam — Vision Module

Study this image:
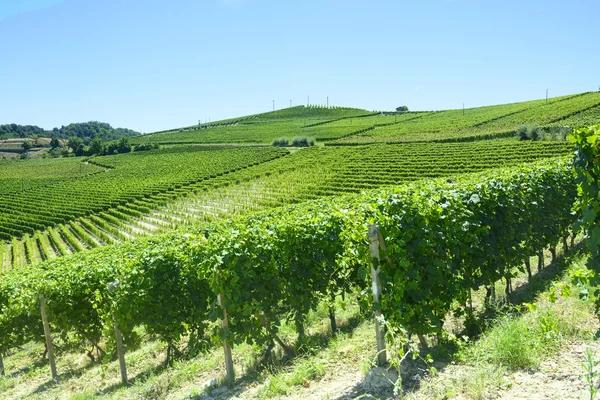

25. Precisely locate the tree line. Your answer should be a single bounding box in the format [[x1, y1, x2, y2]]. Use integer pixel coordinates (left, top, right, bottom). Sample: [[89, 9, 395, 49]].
[[0, 121, 140, 143]]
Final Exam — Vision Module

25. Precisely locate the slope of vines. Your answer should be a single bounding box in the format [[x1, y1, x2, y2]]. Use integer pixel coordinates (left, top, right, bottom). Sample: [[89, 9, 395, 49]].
[[0, 141, 573, 271], [0, 159, 575, 369], [331, 92, 600, 144], [0, 157, 104, 197], [0, 146, 287, 241]]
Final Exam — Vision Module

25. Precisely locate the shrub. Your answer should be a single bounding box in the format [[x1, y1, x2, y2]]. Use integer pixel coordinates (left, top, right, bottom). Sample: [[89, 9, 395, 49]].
[[272, 137, 289, 147], [291, 136, 315, 147], [516, 125, 544, 141], [134, 143, 158, 152]]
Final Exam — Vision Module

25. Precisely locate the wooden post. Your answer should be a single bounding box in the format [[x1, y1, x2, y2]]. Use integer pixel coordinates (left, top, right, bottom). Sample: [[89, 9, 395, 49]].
[[39, 295, 58, 381], [0, 352, 4, 376], [368, 224, 387, 366], [218, 293, 235, 382], [108, 283, 127, 385]]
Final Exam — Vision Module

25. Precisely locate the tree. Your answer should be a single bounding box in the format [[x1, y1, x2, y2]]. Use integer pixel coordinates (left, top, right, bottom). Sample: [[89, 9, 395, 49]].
[[116, 137, 131, 153], [50, 137, 61, 149], [67, 137, 83, 152], [75, 144, 86, 157], [87, 138, 105, 155], [22, 140, 33, 151], [396, 105, 409, 112]]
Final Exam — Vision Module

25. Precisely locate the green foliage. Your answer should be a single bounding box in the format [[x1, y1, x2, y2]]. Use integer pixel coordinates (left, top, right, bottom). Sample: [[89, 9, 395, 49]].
[[0, 141, 573, 269], [55, 121, 140, 142], [136, 106, 373, 145], [272, 137, 289, 147], [0, 122, 140, 143], [50, 137, 61, 149], [583, 348, 600, 400], [517, 125, 570, 141], [87, 138, 105, 156], [21, 140, 33, 151], [290, 137, 315, 147], [0, 124, 45, 139], [470, 315, 541, 370], [0, 159, 576, 363], [570, 125, 600, 304], [133, 93, 600, 146]]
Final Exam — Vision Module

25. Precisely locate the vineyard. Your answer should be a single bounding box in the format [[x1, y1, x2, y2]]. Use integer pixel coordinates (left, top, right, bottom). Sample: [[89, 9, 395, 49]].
[[131, 105, 374, 145], [129, 92, 600, 146], [0, 94, 599, 399], [0, 140, 572, 271], [0, 158, 576, 397]]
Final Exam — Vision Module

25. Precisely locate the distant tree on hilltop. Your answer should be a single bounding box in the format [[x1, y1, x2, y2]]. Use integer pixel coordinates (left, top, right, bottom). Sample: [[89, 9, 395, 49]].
[[0, 124, 45, 138], [396, 105, 409, 112], [0, 121, 140, 142]]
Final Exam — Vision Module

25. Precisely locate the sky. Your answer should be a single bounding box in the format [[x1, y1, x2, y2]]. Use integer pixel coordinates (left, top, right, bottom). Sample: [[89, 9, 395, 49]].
[[1, 0, 599, 133]]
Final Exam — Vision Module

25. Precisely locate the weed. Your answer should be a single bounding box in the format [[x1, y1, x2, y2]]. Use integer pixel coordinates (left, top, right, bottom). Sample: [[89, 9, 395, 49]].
[[257, 358, 326, 398], [583, 348, 600, 400]]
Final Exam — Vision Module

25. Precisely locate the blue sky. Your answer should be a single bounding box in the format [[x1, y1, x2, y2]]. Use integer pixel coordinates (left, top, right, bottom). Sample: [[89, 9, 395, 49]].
[[1, 0, 599, 133]]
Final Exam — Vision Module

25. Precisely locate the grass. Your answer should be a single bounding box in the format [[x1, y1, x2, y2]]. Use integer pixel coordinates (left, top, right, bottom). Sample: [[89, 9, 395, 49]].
[[465, 256, 595, 370], [257, 359, 326, 398], [404, 246, 597, 400]]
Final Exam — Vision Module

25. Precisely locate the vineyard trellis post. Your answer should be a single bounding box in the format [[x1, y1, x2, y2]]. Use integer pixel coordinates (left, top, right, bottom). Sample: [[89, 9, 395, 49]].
[[368, 224, 387, 366], [108, 282, 128, 385], [39, 295, 58, 381], [0, 352, 4, 376], [218, 293, 235, 382]]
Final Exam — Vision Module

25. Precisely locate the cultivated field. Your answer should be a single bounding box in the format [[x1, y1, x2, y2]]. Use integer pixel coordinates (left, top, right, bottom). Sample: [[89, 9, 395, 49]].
[[1, 93, 599, 400]]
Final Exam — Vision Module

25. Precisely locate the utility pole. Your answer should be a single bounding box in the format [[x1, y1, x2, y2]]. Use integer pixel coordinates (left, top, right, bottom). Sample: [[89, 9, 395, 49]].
[[546, 89, 548, 103]]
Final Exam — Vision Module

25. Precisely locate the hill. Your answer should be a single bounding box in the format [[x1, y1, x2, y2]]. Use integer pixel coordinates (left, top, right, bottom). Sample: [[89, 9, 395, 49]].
[[130, 92, 600, 146], [0, 94, 599, 400], [0, 121, 141, 143]]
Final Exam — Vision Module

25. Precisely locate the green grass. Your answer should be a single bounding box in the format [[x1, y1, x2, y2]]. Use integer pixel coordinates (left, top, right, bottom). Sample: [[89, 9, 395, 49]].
[[405, 251, 596, 400], [257, 359, 326, 399]]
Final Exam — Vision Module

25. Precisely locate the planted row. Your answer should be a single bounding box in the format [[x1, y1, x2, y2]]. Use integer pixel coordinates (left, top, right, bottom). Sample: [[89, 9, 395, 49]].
[[0, 159, 576, 371]]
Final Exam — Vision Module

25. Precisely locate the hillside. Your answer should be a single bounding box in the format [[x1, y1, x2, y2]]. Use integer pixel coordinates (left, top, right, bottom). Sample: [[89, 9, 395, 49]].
[[0, 94, 599, 400], [130, 92, 600, 146]]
